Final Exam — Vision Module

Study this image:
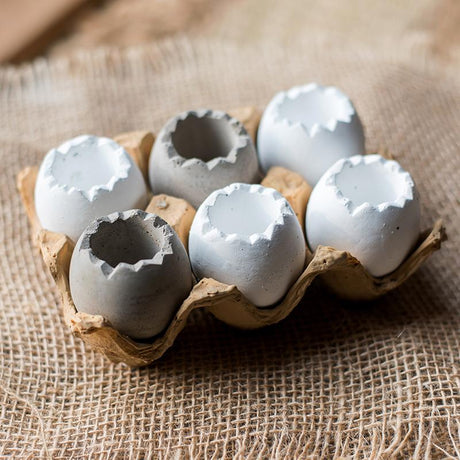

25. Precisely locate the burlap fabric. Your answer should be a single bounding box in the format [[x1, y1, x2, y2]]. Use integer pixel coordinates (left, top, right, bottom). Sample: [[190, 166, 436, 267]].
[[0, 38, 459, 458]]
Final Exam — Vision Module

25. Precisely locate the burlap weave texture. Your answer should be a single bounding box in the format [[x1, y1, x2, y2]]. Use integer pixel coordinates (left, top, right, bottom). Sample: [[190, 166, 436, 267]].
[[0, 38, 459, 458]]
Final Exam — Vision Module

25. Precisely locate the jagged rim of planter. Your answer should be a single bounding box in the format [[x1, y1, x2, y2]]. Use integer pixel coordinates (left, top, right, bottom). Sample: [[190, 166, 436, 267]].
[[16, 107, 446, 366]]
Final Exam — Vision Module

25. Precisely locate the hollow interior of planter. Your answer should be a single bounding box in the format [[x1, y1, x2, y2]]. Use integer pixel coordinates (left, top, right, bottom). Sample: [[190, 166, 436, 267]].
[[172, 114, 238, 162], [278, 87, 353, 130], [335, 161, 409, 207], [52, 140, 123, 194], [90, 216, 163, 267], [208, 188, 281, 237]]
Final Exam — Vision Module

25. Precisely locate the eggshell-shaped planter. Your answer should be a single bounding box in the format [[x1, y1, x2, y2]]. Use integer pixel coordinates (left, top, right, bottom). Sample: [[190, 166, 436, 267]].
[[306, 154, 421, 277], [35, 135, 147, 242], [16, 112, 446, 366], [149, 109, 260, 208], [257, 83, 365, 186], [189, 183, 306, 307], [69, 210, 193, 339]]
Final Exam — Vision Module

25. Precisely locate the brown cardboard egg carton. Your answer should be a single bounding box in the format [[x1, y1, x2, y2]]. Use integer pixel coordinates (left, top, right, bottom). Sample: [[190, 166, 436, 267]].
[[17, 107, 446, 367]]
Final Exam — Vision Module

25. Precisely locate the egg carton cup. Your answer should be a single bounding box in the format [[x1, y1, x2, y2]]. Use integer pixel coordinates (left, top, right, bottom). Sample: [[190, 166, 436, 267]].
[[17, 107, 446, 367]]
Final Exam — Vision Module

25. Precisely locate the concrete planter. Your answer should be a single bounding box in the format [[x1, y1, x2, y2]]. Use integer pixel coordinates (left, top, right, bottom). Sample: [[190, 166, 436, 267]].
[[257, 83, 365, 186], [189, 183, 306, 307], [35, 135, 147, 242], [69, 209, 193, 339], [149, 109, 260, 208], [306, 154, 421, 277]]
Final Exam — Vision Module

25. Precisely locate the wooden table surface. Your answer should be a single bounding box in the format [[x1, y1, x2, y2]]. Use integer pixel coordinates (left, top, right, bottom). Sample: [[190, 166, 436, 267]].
[[1, 0, 459, 70]]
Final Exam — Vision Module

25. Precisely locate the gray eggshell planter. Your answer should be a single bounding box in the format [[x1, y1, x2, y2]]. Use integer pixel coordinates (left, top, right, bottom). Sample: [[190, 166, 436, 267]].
[[149, 109, 261, 208], [69, 210, 193, 340]]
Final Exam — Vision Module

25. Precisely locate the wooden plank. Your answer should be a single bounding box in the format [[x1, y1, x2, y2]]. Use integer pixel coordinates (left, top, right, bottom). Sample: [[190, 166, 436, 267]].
[[0, 0, 89, 63]]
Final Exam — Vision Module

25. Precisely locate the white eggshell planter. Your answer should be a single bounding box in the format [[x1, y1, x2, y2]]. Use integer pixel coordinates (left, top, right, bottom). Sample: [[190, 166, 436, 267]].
[[35, 135, 147, 242], [306, 154, 421, 277], [257, 83, 365, 186], [69, 209, 193, 339], [189, 183, 306, 307], [149, 109, 260, 208]]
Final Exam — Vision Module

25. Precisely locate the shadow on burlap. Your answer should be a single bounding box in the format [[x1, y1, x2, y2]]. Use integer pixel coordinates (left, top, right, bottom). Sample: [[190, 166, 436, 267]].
[[0, 38, 459, 458]]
